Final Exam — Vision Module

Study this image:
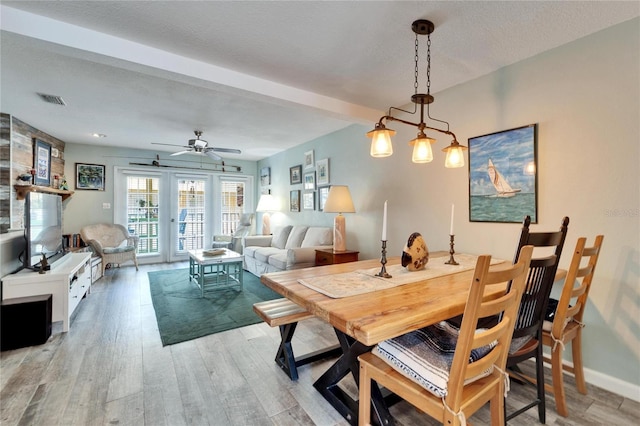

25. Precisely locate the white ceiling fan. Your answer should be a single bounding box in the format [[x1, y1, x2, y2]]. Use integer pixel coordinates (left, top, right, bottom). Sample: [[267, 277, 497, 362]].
[[152, 130, 241, 161]]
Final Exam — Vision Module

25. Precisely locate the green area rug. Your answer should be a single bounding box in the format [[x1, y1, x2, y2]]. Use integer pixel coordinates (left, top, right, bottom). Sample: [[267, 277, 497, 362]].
[[148, 268, 280, 346]]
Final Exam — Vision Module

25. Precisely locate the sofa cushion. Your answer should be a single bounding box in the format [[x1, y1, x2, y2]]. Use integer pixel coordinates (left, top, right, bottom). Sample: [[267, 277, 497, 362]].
[[270, 225, 293, 249], [243, 246, 259, 258], [285, 226, 309, 249], [301, 227, 333, 248], [268, 252, 288, 270], [253, 247, 284, 263]]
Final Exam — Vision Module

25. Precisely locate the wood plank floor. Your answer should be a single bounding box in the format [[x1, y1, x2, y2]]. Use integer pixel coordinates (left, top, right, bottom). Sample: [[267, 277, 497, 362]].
[[1, 262, 638, 425]]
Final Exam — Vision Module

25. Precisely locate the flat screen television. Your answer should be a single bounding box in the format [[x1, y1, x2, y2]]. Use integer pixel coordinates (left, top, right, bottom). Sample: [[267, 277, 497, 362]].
[[23, 192, 66, 270]]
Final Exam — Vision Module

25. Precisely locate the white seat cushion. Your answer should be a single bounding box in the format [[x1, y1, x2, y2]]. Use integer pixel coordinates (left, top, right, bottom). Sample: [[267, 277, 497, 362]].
[[253, 247, 283, 263], [374, 321, 496, 398], [268, 252, 288, 270]]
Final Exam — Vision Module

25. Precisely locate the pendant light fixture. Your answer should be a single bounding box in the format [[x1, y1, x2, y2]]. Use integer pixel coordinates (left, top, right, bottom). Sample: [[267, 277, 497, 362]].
[[367, 19, 467, 168]]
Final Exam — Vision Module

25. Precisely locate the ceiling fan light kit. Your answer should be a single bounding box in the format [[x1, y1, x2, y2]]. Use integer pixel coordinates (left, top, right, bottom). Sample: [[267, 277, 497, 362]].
[[367, 19, 467, 168]]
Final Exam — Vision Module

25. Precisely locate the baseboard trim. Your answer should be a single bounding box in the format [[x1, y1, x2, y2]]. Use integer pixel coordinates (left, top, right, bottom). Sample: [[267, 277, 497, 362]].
[[541, 356, 640, 402]]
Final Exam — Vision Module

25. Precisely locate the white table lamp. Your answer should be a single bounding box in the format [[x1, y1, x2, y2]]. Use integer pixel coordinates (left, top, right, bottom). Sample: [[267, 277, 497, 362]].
[[323, 185, 355, 252], [256, 193, 279, 235]]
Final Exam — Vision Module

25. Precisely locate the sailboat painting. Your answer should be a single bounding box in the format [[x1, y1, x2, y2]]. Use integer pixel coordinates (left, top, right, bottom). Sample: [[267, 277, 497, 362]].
[[468, 124, 538, 223]]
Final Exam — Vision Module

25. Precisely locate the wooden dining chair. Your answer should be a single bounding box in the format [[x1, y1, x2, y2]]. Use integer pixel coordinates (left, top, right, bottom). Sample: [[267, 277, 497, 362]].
[[358, 246, 534, 426], [505, 215, 569, 423], [541, 235, 604, 417]]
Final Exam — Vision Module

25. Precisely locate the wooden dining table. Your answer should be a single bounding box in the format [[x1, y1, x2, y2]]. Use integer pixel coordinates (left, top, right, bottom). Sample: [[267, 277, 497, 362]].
[[260, 252, 510, 425]]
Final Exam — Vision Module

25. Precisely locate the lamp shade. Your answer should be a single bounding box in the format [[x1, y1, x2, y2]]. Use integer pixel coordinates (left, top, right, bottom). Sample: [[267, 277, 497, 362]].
[[367, 126, 396, 158], [442, 142, 468, 168], [410, 135, 435, 163], [256, 194, 279, 212], [323, 186, 355, 213]]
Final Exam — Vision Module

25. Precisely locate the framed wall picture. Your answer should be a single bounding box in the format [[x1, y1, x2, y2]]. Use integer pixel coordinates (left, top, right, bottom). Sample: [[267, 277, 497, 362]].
[[260, 166, 271, 186], [303, 192, 315, 210], [316, 158, 329, 185], [304, 171, 316, 190], [290, 165, 302, 185], [304, 150, 315, 170], [33, 139, 51, 186], [290, 190, 300, 212], [318, 185, 331, 211], [468, 124, 538, 223], [76, 163, 106, 191]]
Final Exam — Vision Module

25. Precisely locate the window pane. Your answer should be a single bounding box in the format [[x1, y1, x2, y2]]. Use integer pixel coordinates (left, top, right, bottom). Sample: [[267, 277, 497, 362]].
[[220, 181, 245, 235], [126, 176, 159, 254], [177, 179, 206, 251]]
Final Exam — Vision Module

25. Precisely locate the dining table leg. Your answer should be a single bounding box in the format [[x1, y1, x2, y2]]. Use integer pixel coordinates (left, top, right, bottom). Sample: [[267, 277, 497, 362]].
[[313, 328, 394, 426]]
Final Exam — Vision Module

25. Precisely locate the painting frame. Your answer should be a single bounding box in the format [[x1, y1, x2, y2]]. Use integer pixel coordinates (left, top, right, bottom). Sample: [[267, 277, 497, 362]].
[[468, 124, 538, 223], [304, 171, 316, 190], [303, 191, 315, 210], [76, 163, 106, 191], [260, 166, 271, 186], [289, 164, 302, 185], [290, 189, 301, 212], [33, 139, 51, 186], [316, 158, 329, 185], [318, 185, 331, 211], [304, 150, 315, 170]]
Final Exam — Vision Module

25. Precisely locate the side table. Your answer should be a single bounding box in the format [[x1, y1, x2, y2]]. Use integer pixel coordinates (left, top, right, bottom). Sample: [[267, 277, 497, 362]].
[[315, 248, 359, 266]]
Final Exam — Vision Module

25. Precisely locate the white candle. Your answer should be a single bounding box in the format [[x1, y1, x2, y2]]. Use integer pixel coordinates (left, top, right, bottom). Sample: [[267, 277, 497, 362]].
[[450, 204, 455, 235], [382, 200, 388, 241]]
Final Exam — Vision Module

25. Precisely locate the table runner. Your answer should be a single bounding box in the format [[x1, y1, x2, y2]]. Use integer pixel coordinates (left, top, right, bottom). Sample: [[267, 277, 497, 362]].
[[298, 253, 505, 298]]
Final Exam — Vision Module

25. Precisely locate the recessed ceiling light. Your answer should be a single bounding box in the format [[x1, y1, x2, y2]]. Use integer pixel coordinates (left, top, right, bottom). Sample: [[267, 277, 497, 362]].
[[92, 133, 107, 138]]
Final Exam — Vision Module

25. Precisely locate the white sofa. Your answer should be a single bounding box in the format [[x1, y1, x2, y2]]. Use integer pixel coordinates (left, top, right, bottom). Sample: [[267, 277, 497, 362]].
[[243, 225, 333, 276]]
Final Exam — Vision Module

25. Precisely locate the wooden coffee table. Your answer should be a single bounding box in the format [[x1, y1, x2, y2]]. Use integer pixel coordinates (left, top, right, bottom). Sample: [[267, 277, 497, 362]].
[[188, 249, 244, 297]]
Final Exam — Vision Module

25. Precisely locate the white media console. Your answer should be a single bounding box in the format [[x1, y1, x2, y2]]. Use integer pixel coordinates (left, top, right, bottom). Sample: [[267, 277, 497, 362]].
[[2, 253, 92, 332]]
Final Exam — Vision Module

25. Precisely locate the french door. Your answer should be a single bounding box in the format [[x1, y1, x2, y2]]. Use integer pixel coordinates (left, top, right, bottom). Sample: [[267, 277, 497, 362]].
[[114, 167, 253, 264], [169, 175, 209, 261]]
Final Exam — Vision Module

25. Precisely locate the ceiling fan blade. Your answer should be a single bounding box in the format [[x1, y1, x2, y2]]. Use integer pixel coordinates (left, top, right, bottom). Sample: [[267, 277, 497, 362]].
[[151, 142, 185, 147], [204, 150, 222, 161], [211, 147, 242, 154], [170, 150, 191, 156]]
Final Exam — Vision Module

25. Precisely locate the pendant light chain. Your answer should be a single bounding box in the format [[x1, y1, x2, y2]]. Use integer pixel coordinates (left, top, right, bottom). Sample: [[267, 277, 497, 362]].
[[414, 33, 420, 95], [426, 33, 431, 96]]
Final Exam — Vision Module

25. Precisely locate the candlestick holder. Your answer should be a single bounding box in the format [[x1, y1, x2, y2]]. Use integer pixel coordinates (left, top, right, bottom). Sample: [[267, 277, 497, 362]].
[[375, 240, 392, 278], [445, 234, 459, 265]]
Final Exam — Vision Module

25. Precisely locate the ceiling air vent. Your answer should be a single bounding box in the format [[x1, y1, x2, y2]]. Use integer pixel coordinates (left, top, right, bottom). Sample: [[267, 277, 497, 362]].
[[37, 93, 66, 106]]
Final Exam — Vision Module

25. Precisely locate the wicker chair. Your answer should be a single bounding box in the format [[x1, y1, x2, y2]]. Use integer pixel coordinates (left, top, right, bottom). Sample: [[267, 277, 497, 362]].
[[80, 223, 139, 274]]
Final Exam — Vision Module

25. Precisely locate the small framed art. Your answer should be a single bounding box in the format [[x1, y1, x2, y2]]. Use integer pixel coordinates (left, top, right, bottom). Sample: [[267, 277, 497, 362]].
[[33, 139, 51, 186], [290, 190, 300, 212], [303, 192, 315, 210], [260, 167, 271, 186], [304, 150, 315, 170], [468, 124, 538, 223], [290, 165, 302, 185], [76, 163, 106, 191], [316, 158, 329, 185], [318, 185, 331, 211], [304, 172, 316, 190]]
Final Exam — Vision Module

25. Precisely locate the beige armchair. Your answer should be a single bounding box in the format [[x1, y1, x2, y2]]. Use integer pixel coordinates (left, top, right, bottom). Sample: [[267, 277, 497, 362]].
[[80, 223, 139, 274], [212, 213, 255, 254]]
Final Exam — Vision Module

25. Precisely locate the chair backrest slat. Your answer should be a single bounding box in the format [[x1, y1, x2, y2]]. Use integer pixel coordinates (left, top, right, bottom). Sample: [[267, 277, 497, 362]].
[[552, 235, 604, 336], [511, 216, 569, 342], [446, 245, 533, 410]]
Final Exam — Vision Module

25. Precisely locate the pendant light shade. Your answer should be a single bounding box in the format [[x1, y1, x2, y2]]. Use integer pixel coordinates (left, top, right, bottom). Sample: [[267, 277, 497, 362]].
[[367, 125, 396, 157], [410, 134, 435, 163], [442, 141, 468, 168]]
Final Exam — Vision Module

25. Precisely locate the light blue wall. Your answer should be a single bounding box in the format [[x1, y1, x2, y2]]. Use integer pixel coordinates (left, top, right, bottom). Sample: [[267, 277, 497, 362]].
[[258, 19, 640, 395]]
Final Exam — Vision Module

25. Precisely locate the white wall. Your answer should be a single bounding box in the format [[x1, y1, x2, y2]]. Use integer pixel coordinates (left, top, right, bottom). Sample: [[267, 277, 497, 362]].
[[258, 19, 640, 396]]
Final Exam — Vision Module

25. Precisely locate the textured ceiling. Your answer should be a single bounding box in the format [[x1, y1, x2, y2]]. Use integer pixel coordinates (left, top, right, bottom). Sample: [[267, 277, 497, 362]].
[[1, 1, 638, 161]]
